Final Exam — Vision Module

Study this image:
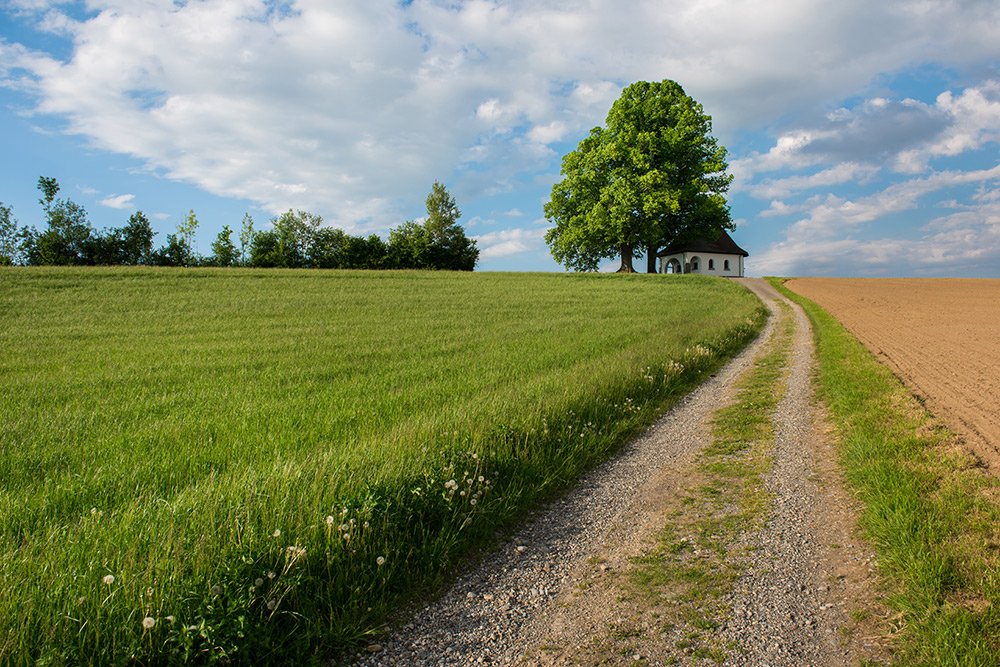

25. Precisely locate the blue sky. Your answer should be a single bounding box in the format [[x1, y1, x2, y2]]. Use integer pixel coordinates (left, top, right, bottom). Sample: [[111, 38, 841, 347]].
[[1, 0, 998, 276]]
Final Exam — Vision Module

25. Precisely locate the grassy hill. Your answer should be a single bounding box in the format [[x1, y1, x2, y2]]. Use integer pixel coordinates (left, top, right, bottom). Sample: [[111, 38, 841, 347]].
[[0, 267, 765, 664]]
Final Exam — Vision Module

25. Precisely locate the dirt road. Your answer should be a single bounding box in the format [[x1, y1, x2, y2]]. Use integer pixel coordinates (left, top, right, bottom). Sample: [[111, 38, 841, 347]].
[[352, 280, 882, 666], [785, 278, 1000, 471]]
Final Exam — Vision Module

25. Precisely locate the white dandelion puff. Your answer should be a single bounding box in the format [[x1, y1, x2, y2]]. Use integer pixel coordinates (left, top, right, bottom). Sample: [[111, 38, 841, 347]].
[[102, 574, 115, 586], [325, 515, 335, 526], [142, 616, 156, 630], [376, 556, 386, 566], [272, 529, 281, 538], [210, 585, 222, 596], [255, 578, 264, 588]]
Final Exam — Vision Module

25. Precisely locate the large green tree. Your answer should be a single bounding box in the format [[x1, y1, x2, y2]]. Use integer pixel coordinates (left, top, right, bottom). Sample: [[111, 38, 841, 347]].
[[545, 80, 733, 273]]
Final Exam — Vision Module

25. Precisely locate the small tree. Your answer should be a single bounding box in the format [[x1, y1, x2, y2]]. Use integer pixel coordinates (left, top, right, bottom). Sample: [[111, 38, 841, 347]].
[[176, 210, 200, 265], [31, 176, 94, 265], [122, 211, 155, 265], [0, 202, 20, 265], [238, 213, 255, 266], [423, 181, 479, 271], [388, 182, 478, 271], [209, 225, 238, 267]]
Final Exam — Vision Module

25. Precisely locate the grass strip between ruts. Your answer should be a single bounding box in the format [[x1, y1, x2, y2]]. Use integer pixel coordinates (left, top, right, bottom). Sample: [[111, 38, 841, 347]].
[[620, 300, 795, 662], [771, 277, 1000, 666]]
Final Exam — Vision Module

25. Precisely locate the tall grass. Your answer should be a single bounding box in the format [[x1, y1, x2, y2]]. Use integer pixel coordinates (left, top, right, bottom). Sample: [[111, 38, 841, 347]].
[[0, 268, 765, 664], [773, 278, 1000, 665]]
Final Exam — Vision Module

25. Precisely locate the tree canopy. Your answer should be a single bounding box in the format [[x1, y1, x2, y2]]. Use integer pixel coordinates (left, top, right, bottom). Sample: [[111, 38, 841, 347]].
[[545, 80, 733, 273]]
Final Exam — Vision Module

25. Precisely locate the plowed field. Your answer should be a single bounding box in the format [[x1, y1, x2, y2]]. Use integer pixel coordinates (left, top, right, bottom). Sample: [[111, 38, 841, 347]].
[[786, 278, 1000, 469]]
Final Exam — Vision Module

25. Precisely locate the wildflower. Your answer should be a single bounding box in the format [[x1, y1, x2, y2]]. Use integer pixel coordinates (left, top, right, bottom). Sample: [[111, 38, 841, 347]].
[[142, 616, 156, 630], [255, 578, 264, 588], [363, 521, 370, 528], [267, 599, 277, 610], [267, 571, 276, 580], [102, 574, 115, 586], [340, 523, 350, 532], [211, 585, 222, 596], [325, 515, 335, 526], [272, 529, 281, 538], [376, 556, 386, 566], [470, 499, 477, 506], [444, 479, 458, 491], [478, 475, 484, 483]]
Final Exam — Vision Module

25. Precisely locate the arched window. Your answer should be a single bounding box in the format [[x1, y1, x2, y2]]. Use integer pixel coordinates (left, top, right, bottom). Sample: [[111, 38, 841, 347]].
[[724, 259, 730, 271], [690, 256, 700, 271], [708, 259, 715, 270]]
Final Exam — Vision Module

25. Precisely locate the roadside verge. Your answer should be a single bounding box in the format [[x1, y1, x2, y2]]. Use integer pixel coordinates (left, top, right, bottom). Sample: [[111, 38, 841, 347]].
[[774, 277, 1000, 665]]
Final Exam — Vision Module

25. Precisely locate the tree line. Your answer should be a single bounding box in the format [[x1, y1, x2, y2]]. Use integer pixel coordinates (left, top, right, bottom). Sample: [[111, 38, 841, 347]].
[[0, 179, 478, 271]]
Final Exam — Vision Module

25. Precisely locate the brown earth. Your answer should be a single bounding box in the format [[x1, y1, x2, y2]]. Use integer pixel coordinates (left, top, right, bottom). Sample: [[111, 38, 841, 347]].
[[785, 278, 1000, 471]]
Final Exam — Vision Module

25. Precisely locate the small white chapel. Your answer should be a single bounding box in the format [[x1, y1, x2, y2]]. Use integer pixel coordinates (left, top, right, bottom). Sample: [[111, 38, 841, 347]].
[[657, 230, 749, 277]]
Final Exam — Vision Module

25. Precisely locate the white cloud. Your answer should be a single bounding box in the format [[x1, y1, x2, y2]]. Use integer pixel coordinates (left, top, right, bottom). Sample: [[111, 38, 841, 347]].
[[752, 198, 1000, 277], [99, 193, 135, 209], [474, 226, 546, 259], [750, 163, 878, 200], [3, 0, 1000, 233]]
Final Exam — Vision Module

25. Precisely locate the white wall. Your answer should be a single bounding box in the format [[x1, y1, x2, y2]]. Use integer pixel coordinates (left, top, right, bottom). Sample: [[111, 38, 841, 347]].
[[659, 251, 743, 277]]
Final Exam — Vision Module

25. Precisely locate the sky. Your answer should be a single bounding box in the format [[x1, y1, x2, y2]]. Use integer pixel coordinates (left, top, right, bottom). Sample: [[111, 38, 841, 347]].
[[1, 0, 998, 277]]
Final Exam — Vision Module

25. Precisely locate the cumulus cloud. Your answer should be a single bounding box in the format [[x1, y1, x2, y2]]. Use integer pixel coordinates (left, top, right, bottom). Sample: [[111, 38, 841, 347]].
[[4, 0, 1000, 232], [474, 226, 546, 259], [99, 193, 135, 209], [752, 199, 1000, 278]]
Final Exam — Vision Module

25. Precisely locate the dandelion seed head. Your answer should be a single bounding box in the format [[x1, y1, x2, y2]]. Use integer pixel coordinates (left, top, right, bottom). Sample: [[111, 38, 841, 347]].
[[210, 585, 222, 596], [267, 599, 276, 610], [470, 498, 477, 506], [102, 574, 115, 586], [272, 529, 281, 538], [325, 515, 335, 526], [165, 615, 175, 623], [267, 571, 276, 579], [142, 616, 156, 630], [255, 578, 264, 588], [376, 556, 386, 566], [146, 587, 154, 597], [90, 507, 98, 515]]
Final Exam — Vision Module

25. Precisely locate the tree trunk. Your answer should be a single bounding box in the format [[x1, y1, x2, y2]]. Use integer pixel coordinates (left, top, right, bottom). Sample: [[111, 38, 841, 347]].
[[646, 244, 658, 273], [616, 243, 635, 273]]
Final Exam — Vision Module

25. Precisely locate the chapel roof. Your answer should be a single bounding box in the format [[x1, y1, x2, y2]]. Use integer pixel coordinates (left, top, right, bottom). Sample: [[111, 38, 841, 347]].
[[657, 230, 749, 257]]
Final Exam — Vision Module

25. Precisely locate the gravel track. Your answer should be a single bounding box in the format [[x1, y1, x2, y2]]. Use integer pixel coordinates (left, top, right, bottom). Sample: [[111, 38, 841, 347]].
[[351, 279, 880, 666]]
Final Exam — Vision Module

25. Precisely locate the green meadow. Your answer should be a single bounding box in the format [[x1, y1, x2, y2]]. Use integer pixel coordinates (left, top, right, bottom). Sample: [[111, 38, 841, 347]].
[[0, 268, 765, 664]]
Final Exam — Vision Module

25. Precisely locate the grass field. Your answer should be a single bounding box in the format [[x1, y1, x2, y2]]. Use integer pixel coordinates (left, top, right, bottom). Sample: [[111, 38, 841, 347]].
[[774, 279, 1000, 665], [0, 267, 765, 664]]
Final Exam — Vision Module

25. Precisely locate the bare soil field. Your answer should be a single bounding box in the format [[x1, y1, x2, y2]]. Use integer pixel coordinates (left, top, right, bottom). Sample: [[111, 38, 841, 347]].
[[785, 278, 1000, 470]]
